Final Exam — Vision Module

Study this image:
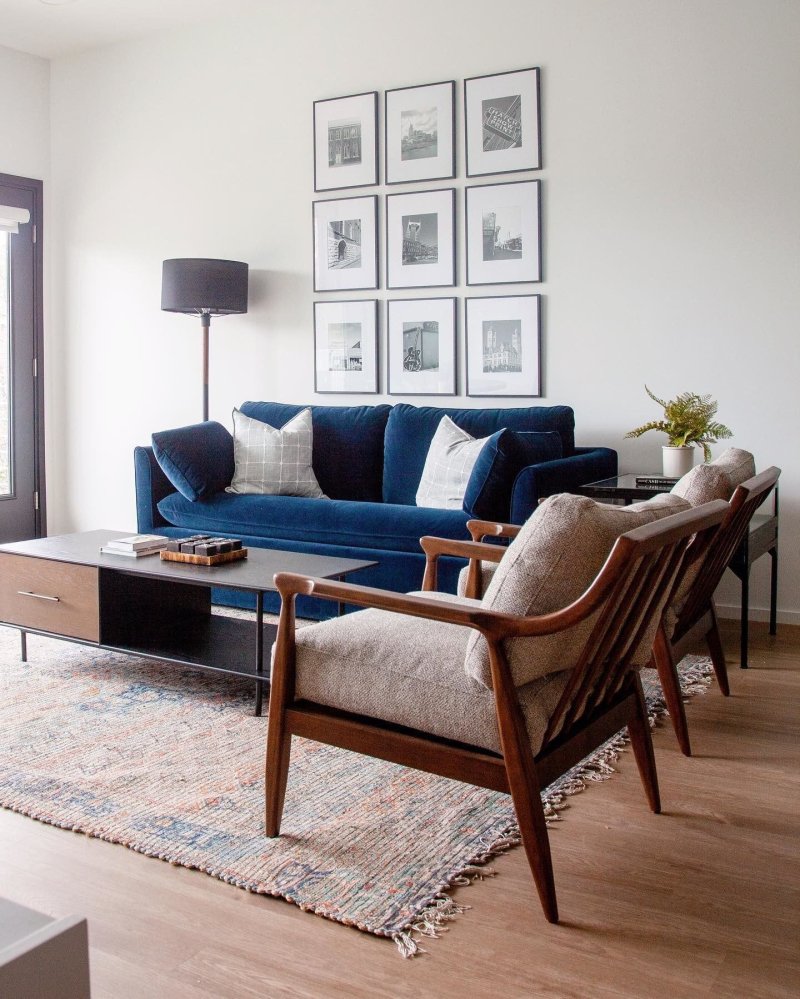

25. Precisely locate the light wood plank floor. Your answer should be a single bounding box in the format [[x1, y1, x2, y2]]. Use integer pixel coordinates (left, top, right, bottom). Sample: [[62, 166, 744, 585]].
[[1, 620, 797, 998]]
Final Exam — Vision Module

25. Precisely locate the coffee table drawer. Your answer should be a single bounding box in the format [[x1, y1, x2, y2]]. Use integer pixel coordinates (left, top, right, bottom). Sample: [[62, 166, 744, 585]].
[[0, 554, 99, 642]]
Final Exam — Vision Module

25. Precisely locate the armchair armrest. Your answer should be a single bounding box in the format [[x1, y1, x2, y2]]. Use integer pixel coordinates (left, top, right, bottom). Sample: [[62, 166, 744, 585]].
[[466, 519, 521, 542], [510, 447, 618, 523], [418, 534, 506, 593]]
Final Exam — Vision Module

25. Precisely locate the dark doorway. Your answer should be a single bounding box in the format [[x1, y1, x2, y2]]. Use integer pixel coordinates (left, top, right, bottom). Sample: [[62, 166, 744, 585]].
[[0, 173, 45, 540]]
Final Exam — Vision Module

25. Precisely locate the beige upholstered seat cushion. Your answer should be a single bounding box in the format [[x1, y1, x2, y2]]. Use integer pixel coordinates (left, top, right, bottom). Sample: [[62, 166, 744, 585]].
[[711, 447, 755, 488], [671, 463, 733, 505], [291, 600, 571, 755], [464, 492, 691, 689]]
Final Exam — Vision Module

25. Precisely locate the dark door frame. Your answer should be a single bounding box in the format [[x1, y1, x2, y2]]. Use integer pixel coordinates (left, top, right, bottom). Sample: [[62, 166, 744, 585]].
[[0, 171, 45, 536]]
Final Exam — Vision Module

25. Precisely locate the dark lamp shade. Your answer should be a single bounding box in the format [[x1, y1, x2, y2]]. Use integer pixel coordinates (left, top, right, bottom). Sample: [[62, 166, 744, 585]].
[[161, 258, 249, 315]]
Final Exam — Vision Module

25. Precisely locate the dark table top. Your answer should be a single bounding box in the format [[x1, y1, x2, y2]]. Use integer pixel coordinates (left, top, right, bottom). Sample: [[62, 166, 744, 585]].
[[578, 473, 679, 502], [0, 530, 377, 593]]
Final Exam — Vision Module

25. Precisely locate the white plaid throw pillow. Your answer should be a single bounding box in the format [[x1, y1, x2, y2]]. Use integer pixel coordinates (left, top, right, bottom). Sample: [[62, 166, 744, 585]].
[[415, 415, 489, 509], [226, 407, 327, 498]]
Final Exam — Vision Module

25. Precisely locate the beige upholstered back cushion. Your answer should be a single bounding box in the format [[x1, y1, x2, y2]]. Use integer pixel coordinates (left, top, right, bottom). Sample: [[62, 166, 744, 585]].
[[711, 447, 755, 488], [463, 491, 691, 689], [671, 463, 733, 505]]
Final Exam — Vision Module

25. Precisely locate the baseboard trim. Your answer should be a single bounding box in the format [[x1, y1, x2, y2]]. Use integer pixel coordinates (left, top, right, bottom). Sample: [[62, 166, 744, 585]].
[[715, 603, 800, 628]]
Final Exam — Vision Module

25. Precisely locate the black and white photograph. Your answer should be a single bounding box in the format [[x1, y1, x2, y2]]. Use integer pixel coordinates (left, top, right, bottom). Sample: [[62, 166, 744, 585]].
[[385, 81, 455, 184], [465, 295, 541, 397], [314, 91, 378, 191], [464, 68, 541, 176], [386, 188, 455, 289], [388, 297, 456, 395], [314, 300, 378, 393], [466, 180, 541, 285], [313, 195, 378, 292]]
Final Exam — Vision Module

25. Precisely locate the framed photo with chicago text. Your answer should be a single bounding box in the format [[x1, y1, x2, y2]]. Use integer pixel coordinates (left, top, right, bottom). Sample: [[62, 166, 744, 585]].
[[465, 294, 541, 397], [314, 299, 379, 394], [385, 80, 456, 185], [313, 195, 378, 292], [387, 297, 457, 396], [386, 187, 455, 289], [313, 91, 379, 192], [464, 67, 541, 177], [465, 180, 541, 285]]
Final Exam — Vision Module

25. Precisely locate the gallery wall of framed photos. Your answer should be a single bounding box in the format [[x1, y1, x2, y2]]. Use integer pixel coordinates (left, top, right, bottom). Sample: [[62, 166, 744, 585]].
[[311, 67, 543, 399]]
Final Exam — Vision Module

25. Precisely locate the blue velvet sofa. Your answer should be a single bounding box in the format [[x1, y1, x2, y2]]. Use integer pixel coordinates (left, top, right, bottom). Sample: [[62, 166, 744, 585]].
[[134, 401, 616, 618]]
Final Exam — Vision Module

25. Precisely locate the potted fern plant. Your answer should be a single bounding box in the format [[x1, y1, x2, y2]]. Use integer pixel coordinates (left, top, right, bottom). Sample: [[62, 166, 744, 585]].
[[626, 386, 733, 477]]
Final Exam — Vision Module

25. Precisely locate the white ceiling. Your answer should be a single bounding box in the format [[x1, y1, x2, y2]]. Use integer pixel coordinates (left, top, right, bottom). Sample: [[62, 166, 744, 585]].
[[0, 0, 260, 58]]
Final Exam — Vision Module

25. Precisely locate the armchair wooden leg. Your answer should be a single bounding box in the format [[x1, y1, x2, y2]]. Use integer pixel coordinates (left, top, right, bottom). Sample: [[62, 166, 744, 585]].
[[265, 711, 292, 838], [627, 674, 661, 814], [652, 624, 692, 757], [504, 755, 558, 923], [706, 603, 730, 697]]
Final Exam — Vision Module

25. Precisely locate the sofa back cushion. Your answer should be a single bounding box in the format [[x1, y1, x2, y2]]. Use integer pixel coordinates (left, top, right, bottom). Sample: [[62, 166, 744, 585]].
[[383, 403, 576, 505], [464, 491, 691, 689], [239, 401, 391, 502], [711, 447, 755, 488]]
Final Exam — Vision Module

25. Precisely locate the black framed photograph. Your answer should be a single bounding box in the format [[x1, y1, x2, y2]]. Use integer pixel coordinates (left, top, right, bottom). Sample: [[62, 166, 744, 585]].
[[465, 294, 541, 397], [465, 180, 541, 285], [387, 297, 457, 396], [386, 188, 455, 289], [385, 80, 456, 185], [313, 195, 378, 292], [314, 91, 379, 192], [464, 67, 541, 177], [314, 300, 379, 393]]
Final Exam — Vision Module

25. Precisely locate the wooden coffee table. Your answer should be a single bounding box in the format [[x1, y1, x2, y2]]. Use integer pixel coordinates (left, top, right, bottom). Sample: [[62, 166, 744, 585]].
[[0, 530, 376, 715]]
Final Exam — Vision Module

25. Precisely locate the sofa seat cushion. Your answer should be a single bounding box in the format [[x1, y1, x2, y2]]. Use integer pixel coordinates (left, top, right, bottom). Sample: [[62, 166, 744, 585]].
[[465, 492, 692, 688], [240, 401, 391, 502], [383, 403, 576, 505], [292, 602, 571, 754], [157, 491, 471, 553]]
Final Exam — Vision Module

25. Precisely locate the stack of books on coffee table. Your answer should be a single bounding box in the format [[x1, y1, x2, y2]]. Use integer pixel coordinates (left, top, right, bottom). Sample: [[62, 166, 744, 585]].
[[99, 534, 169, 557]]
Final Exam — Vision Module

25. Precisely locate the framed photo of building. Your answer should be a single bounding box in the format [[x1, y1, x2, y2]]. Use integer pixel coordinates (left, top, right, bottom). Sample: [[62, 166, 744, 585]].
[[313, 195, 378, 292], [465, 294, 541, 397], [386, 188, 455, 289], [314, 300, 379, 393], [387, 297, 457, 396], [385, 80, 456, 185], [314, 91, 379, 191], [464, 68, 541, 177], [465, 180, 541, 285]]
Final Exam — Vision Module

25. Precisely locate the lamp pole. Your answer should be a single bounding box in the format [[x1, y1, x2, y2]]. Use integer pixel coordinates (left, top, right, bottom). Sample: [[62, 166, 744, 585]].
[[201, 311, 211, 422]]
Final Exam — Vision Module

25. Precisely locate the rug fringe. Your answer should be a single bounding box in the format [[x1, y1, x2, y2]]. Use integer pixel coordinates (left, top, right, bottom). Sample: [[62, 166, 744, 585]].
[[392, 657, 714, 957]]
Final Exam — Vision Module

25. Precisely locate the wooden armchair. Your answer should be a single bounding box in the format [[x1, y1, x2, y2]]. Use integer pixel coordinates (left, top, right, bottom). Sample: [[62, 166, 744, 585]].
[[265, 495, 726, 923], [652, 466, 781, 755]]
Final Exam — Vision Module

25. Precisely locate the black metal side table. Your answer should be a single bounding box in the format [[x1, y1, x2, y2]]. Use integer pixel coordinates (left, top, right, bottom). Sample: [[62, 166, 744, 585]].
[[578, 474, 779, 668]]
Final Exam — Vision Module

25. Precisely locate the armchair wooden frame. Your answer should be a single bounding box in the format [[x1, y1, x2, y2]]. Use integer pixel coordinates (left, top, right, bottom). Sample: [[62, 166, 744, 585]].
[[651, 467, 781, 756], [266, 502, 727, 924]]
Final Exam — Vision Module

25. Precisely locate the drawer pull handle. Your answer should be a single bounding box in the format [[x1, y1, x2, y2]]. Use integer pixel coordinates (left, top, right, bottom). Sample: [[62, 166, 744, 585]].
[[17, 590, 60, 603]]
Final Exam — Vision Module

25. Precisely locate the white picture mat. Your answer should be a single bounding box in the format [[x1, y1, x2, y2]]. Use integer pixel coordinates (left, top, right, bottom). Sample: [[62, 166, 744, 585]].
[[313, 196, 377, 292], [314, 300, 378, 393], [466, 295, 540, 397], [388, 297, 456, 395], [385, 81, 455, 184], [466, 180, 540, 284], [314, 92, 378, 191], [465, 68, 540, 176], [386, 188, 455, 289]]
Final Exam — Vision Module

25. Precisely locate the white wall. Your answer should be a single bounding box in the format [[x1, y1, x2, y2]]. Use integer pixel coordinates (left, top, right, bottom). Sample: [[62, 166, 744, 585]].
[[0, 44, 49, 180], [48, 0, 800, 620]]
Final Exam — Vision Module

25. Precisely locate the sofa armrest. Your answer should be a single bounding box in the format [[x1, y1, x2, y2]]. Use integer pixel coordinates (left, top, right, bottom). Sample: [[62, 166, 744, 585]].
[[134, 445, 174, 532], [510, 447, 618, 523]]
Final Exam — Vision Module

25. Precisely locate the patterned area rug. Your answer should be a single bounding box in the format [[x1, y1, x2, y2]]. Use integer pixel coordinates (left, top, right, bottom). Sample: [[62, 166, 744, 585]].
[[0, 624, 711, 956]]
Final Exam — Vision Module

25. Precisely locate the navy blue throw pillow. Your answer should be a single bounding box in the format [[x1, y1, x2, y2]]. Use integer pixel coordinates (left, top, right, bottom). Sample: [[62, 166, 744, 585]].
[[463, 430, 563, 522], [152, 421, 235, 502]]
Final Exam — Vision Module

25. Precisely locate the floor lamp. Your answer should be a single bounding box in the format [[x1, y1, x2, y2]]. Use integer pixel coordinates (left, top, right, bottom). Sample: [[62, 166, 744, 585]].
[[161, 258, 249, 422]]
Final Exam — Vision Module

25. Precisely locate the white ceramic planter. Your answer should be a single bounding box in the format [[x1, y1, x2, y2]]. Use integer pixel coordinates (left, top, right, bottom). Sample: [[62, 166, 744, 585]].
[[662, 445, 694, 477]]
